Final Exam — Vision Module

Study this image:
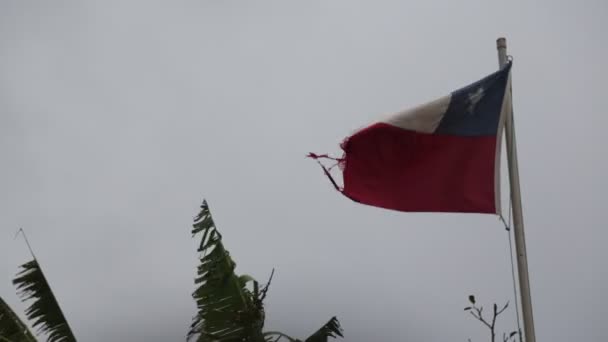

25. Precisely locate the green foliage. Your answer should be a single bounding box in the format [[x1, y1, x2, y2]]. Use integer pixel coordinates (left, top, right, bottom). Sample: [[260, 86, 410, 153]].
[[188, 200, 266, 341], [0, 297, 36, 342], [303, 317, 344, 342], [2, 199, 344, 342], [13, 260, 76, 342], [188, 200, 343, 342], [263, 317, 344, 342]]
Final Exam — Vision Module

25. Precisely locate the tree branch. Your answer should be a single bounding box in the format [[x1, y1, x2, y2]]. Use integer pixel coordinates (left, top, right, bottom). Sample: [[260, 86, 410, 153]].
[[469, 310, 492, 329], [497, 302, 509, 316]]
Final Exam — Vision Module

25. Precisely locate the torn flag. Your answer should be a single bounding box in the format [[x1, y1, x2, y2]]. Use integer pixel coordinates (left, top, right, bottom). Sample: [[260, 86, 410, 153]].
[[310, 62, 512, 214]]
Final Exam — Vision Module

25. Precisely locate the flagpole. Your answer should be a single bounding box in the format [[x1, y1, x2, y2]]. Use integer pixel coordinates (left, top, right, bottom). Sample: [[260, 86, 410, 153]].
[[496, 38, 536, 342]]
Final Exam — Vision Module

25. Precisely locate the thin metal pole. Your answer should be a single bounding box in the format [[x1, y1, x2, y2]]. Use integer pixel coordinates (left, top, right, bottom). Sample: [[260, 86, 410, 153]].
[[496, 37, 536, 342]]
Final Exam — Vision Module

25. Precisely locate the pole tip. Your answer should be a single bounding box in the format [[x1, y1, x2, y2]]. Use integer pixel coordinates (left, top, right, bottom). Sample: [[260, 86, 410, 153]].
[[496, 37, 507, 49]]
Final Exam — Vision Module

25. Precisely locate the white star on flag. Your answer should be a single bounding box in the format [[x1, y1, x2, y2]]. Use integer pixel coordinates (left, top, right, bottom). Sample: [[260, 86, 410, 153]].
[[467, 87, 485, 114]]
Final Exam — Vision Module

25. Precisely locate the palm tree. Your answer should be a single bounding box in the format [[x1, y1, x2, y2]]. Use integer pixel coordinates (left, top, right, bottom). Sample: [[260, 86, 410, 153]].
[[0, 201, 344, 342]]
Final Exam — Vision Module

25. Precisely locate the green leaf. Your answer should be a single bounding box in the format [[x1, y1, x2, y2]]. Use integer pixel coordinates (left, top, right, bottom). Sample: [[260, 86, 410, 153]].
[[187, 200, 344, 342], [238, 275, 257, 288], [13, 260, 76, 342], [262, 332, 298, 342], [0, 297, 37, 342], [188, 200, 266, 342], [304, 317, 343, 342], [468, 295, 476, 304]]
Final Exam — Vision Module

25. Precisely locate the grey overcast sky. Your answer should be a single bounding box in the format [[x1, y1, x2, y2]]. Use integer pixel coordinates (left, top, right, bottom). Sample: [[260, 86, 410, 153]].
[[1, 1, 606, 341]]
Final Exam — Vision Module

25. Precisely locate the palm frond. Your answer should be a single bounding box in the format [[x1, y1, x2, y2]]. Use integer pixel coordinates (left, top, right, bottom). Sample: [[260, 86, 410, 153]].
[[0, 297, 36, 342], [304, 317, 343, 342], [13, 260, 76, 342], [188, 200, 266, 342], [262, 331, 297, 342], [263, 317, 343, 342]]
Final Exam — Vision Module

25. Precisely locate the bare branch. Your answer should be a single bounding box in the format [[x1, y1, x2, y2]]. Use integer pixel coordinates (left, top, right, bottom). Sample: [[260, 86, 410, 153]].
[[469, 310, 492, 329], [464, 296, 514, 342], [497, 302, 509, 316], [259, 268, 275, 302]]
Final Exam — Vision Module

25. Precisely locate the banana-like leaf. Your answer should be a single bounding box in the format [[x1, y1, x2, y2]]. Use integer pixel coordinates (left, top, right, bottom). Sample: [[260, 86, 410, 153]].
[[188, 200, 266, 342], [13, 260, 76, 342], [0, 297, 36, 342], [263, 317, 343, 342], [304, 317, 343, 342]]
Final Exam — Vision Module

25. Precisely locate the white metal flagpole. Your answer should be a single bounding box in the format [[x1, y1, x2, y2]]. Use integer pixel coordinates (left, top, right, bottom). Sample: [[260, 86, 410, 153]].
[[496, 37, 536, 342]]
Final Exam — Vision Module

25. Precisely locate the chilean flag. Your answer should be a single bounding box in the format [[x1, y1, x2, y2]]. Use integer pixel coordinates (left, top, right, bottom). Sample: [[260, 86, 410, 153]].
[[310, 61, 512, 214]]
